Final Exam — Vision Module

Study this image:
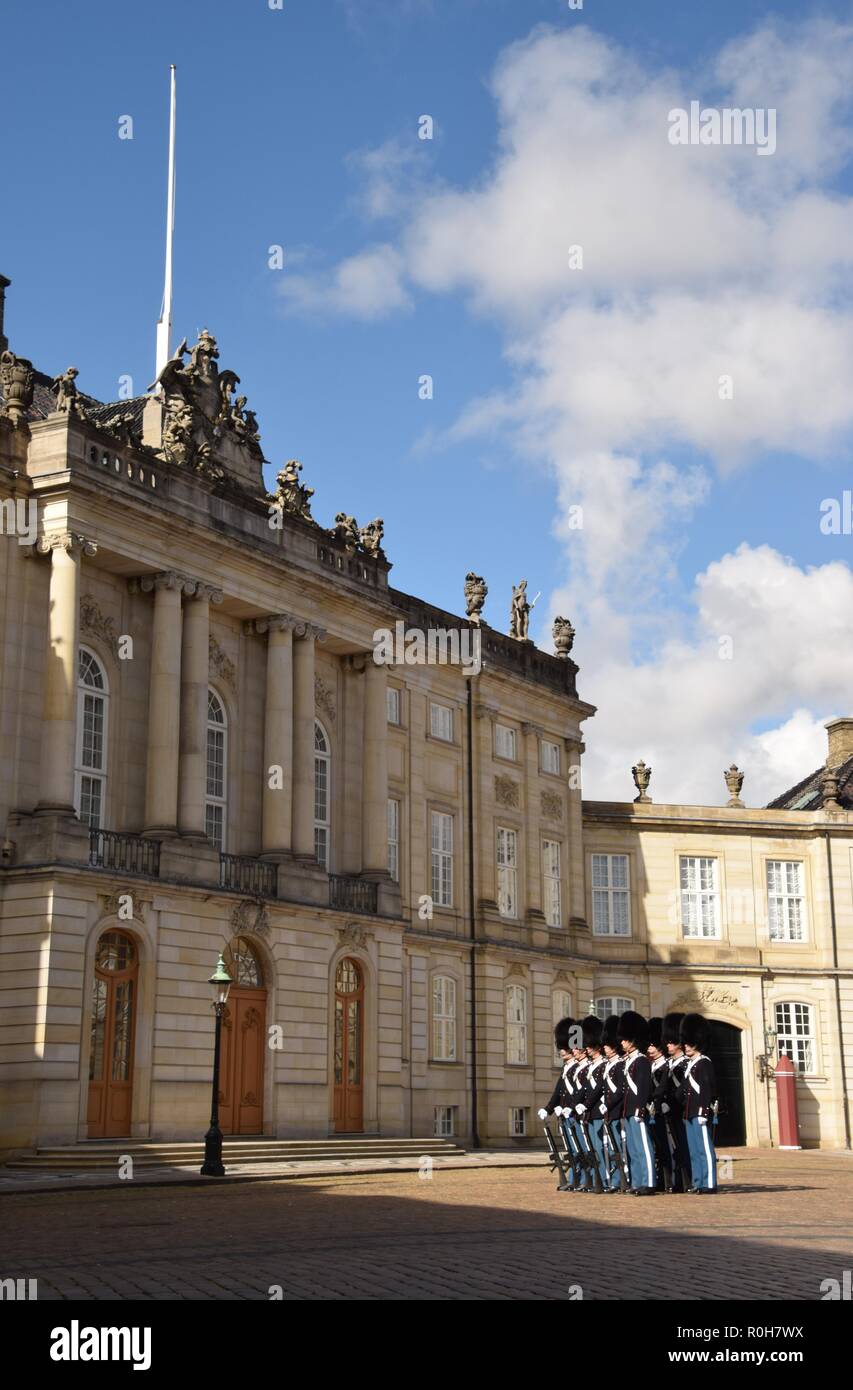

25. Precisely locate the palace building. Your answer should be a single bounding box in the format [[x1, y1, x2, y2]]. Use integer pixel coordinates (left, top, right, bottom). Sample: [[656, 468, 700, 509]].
[[0, 275, 851, 1159]]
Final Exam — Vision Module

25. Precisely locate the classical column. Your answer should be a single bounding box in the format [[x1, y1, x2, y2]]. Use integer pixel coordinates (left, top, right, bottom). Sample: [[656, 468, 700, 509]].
[[292, 622, 325, 859], [362, 658, 389, 877], [251, 615, 295, 857], [178, 582, 222, 837], [131, 572, 188, 835], [36, 532, 98, 814]]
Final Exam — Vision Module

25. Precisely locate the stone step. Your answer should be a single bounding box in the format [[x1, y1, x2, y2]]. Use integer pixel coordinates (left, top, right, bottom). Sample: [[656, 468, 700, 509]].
[[5, 1138, 464, 1170]]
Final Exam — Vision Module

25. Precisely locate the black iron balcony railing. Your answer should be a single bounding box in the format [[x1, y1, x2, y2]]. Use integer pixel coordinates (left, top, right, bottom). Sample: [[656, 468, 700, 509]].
[[219, 853, 278, 899], [89, 829, 161, 876], [329, 874, 378, 914]]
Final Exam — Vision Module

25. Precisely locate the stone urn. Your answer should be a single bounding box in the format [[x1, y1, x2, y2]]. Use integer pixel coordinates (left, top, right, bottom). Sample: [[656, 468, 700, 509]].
[[464, 572, 488, 625], [632, 760, 652, 803], [552, 616, 575, 658], [0, 351, 35, 426]]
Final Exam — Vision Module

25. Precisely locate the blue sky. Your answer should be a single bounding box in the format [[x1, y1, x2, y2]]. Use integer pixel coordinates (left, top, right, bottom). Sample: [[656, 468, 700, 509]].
[[6, 0, 853, 803]]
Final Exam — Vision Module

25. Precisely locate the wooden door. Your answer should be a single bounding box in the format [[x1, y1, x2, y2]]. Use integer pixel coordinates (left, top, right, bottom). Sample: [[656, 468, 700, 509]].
[[334, 958, 364, 1132], [87, 931, 137, 1138], [219, 937, 266, 1136]]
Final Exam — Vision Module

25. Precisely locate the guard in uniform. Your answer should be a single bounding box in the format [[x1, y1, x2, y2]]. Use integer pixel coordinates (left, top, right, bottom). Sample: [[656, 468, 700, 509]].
[[579, 1014, 608, 1192], [565, 1032, 592, 1189], [679, 1012, 718, 1193], [538, 1017, 575, 1190], [662, 1011, 691, 1192], [600, 1014, 628, 1191], [618, 1010, 657, 1194], [647, 1017, 674, 1191]]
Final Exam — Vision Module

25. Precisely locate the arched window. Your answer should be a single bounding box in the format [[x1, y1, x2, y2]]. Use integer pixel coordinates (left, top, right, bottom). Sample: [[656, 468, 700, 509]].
[[775, 1002, 815, 1073], [595, 996, 635, 1022], [506, 983, 528, 1065], [205, 690, 227, 850], [75, 646, 109, 828], [432, 975, 457, 1061], [225, 936, 263, 988], [314, 720, 331, 868]]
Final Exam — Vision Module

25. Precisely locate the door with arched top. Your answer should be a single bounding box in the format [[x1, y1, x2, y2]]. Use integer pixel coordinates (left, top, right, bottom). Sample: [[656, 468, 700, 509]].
[[219, 937, 267, 1135], [334, 958, 364, 1132], [87, 930, 137, 1138]]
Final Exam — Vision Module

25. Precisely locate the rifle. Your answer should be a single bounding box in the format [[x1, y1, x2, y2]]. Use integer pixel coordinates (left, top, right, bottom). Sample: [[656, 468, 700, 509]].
[[602, 1115, 631, 1191], [543, 1121, 570, 1191], [577, 1112, 604, 1193], [648, 1101, 672, 1192], [557, 1111, 585, 1188]]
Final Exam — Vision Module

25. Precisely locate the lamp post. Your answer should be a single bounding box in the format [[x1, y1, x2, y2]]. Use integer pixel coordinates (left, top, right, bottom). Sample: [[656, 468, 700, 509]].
[[200, 953, 232, 1177]]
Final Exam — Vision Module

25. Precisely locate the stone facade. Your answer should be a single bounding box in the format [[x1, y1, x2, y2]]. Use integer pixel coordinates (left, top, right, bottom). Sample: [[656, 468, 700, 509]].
[[0, 299, 851, 1156]]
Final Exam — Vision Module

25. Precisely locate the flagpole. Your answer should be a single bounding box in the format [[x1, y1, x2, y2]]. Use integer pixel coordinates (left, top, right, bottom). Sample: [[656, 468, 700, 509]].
[[155, 64, 177, 383]]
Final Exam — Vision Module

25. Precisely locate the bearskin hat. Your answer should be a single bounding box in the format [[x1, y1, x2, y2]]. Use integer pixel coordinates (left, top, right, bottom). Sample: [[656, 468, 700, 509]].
[[601, 1013, 621, 1051], [617, 1009, 649, 1049], [680, 1012, 707, 1050], [582, 1014, 603, 1049], [663, 1011, 685, 1046], [647, 1016, 663, 1050], [554, 1015, 574, 1052]]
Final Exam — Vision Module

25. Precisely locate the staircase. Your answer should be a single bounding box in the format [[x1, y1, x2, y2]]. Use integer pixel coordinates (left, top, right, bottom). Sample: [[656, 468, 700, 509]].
[[4, 1137, 465, 1172]]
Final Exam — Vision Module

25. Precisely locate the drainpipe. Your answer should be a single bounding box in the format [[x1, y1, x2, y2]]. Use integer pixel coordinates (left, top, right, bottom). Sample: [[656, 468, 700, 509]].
[[466, 677, 480, 1148], [825, 831, 852, 1150]]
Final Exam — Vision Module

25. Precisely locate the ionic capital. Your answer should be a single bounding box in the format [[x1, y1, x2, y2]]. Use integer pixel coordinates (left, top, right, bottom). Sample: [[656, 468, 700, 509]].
[[293, 621, 326, 643], [521, 721, 544, 738], [245, 613, 299, 636], [128, 570, 198, 596], [31, 531, 98, 560], [185, 581, 223, 604]]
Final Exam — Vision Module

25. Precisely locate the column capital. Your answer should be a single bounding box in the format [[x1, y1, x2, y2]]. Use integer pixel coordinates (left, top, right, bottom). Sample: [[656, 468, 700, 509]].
[[185, 581, 223, 604], [475, 701, 499, 721], [293, 620, 326, 642], [521, 721, 544, 738], [129, 570, 194, 596], [245, 614, 299, 636], [31, 531, 97, 560]]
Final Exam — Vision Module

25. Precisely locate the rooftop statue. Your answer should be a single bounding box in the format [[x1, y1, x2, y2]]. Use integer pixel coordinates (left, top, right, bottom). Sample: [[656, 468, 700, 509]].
[[149, 329, 262, 477], [464, 572, 488, 625], [332, 512, 361, 549], [51, 366, 88, 419], [509, 578, 531, 641], [359, 517, 385, 557], [273, 458, 315, 522]]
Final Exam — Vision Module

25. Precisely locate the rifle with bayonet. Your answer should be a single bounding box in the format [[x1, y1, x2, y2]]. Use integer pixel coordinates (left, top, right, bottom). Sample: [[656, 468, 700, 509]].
[[544, 1119, 570, 1191], [601, 1115, 631, 1191]]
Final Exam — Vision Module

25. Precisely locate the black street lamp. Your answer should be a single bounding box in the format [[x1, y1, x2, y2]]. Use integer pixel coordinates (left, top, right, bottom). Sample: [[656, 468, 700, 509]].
[[200, 953, 233, 1177]]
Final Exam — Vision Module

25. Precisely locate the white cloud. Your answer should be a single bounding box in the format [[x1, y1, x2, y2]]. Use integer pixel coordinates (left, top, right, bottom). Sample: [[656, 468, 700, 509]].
[[279, 244, 411, 319]]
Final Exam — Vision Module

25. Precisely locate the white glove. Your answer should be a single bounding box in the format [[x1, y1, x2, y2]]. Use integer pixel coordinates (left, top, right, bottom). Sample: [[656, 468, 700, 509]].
[[633, 1114, 642, 1122], [576, 1103, 587, 1115], [537, 1108, 548, 1120], [599, 1104, 607, 1116], [661, 1103, 670, 1114], [697, 1116, 708, 1126]]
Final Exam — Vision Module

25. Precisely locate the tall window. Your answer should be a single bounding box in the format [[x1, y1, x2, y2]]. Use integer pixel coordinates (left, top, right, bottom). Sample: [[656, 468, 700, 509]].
[[767, 861, 806, 942], [386, 687, 401, 725], [592, 853, 630, 936], [430, 812, 453, 907], [75, 647, 108, 828], [595, 996, 634, 1022], [541, 740, 561, 775], [543, 840, 562, 927], [387, 798, 400, 882], [775, 1002, 815, 1073], [430, 702, 453, 742], [506, 984, 528, 1064], [205, 690, 227, 849], [314, 720, 331, 868], [432, 975, 457, 1061], [495, 724, 516, 760], [497, 827, 518, 919], [680, 856, 720, 938]]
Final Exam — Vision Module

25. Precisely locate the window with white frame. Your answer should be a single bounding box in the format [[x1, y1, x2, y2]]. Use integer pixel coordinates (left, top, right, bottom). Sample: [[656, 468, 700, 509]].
[[495, 724, 516, 760], [429, 702, 453, 742], [386, 686, 401, 725], [75, 647, 109, 829], [595, 996, 634, 1022], [775, 1002, 815, 1073], [543, 840, 562, 927], [434, 1105, 457, 1137], [680, 856, 720, 938], [592, 854, 630, 936], [314, 720, 330, 868], [205, 689, 227, 849], [767, 861, 806, 942], [541, 739, 561, 775], [430, 811, 453, 907], [509, 1107, 528, 1137], [497, 827, 519, 919], [506, 983, 528, 1064], [432, 975, 457, 1061], [387, 798, 400, 882]]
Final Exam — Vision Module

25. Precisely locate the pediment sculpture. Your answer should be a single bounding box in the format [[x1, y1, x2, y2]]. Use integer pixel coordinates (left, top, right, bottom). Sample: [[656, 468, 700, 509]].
[[149, 329, 263, 482]]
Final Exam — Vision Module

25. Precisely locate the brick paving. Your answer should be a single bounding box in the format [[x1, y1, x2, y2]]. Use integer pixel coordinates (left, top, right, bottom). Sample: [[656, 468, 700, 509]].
[[1, 1149, 851, 1300]]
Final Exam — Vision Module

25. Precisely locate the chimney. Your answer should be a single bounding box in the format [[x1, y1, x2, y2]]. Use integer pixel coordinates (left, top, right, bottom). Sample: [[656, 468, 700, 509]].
[[0, 274, 9, 353], [825, 718, 853, 768]]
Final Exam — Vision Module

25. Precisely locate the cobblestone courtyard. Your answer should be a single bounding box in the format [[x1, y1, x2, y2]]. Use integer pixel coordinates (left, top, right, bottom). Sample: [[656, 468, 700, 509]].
[[2, 1149, 851, 1300]]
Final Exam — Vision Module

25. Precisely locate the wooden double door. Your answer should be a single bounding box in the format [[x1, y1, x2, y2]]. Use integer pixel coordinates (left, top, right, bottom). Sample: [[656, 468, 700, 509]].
[[87, 931, 137, 1138], [333, 958, 364, 1132], [218, 986, 267, 1135]]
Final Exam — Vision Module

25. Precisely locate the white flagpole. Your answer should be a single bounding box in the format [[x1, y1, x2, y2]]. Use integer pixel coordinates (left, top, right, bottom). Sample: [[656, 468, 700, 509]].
[[154, 64, 177, 384]]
